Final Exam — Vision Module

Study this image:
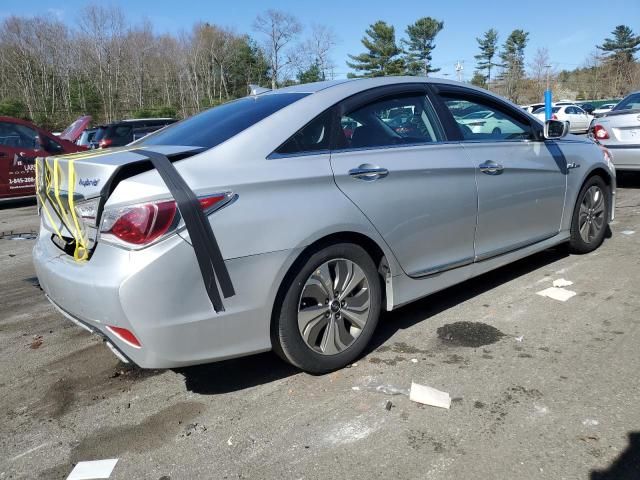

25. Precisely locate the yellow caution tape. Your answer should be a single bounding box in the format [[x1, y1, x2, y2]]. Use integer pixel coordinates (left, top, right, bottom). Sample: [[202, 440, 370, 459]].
[[35, 158, 64, 241]]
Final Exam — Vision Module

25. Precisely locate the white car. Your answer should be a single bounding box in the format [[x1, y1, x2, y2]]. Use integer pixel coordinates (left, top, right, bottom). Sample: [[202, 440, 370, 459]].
[[533, 105, 593, 133], [457, 110, 524, 135], [593, 103, 617, 117]]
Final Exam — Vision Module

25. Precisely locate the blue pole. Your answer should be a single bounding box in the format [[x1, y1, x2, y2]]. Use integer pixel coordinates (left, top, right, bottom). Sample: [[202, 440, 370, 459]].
[[544, 89, 552, 121]]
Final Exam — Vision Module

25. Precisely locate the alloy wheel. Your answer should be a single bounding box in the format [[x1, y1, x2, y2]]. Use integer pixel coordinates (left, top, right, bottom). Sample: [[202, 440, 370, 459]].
[[578, 185, 606, 244], [297, 258, 370, 355]]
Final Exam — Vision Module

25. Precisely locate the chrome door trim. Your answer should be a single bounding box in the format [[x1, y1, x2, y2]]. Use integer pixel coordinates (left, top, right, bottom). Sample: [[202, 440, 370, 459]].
[[474, 232, 558, 262], [408, 256, 474, 278]]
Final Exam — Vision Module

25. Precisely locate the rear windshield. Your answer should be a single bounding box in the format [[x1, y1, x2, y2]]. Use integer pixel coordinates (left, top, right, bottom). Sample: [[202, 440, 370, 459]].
[[613, 93, 640, 112], [140, 93, 309, 149], [533, 106, 560, 114]]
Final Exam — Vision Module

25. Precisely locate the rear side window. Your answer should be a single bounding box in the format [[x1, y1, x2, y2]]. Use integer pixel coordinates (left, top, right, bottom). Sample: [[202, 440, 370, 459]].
[[614, 93, 640, 111], [335, 93, 444, 150], [275, 110, 333, 155], [141, 93, 309, 149]]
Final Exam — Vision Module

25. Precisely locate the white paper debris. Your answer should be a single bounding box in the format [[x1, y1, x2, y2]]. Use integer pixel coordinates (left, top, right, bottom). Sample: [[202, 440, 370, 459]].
[[621, 230, 635, 236], [582, 419, 599, 426], [227, 436, 233, 446], [410, 358, 418, 363], [515, 335, 524, 343], [536, 287, 576, 302], [552, 278, 574, 288], [409, 382, 451, 409], [66, 459, 118, 480], [351, 386, 361, 391]]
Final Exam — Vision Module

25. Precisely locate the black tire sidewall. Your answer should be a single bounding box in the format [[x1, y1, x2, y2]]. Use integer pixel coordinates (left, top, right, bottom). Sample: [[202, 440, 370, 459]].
[[570, 176, 609, 253], [275, 243, 381, 374]]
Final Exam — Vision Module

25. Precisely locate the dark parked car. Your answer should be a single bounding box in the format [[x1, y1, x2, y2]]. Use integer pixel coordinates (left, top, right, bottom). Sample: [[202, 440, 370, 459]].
[[0, 116, 86, 200], [91, 118, 176, 149], [579, 103, 595, 114]]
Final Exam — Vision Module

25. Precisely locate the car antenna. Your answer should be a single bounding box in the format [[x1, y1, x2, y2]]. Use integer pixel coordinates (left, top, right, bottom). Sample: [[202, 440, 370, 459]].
[[248, 84, 271, 96]]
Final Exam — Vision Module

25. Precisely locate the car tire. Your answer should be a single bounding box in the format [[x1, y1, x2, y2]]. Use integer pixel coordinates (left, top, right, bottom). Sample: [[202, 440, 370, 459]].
[[492, 127, 501, 135], [273, 243, 382, 374], [569, 175, 609, 254]]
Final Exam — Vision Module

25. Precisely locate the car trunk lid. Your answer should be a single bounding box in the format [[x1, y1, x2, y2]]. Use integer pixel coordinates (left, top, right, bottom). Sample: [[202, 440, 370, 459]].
[[35, 145, 203, 260]]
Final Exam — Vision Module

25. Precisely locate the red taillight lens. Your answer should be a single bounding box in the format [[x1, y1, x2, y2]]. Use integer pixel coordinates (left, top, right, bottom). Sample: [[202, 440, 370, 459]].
[[107, 200, 177, 245], [99, 138, 112, 148], [106, 325, 141, 348], [100, 194, 230, 247], [593, 124, 610, 140], [551, 114, 558, 120]]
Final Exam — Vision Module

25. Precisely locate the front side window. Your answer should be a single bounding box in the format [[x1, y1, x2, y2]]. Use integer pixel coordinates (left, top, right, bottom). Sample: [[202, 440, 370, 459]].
[[441, 94, 532, 141], [335, 94, 444, 150]]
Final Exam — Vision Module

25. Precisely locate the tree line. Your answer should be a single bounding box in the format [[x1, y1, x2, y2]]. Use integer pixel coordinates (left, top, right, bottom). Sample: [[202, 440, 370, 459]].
[[346, 18, 640, 104], [0, 6, 336, 129], [1, 5, 639, 130]]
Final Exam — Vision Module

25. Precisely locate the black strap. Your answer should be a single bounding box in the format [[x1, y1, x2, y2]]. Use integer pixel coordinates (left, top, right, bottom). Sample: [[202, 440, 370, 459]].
[[132, 149, 235, 312]]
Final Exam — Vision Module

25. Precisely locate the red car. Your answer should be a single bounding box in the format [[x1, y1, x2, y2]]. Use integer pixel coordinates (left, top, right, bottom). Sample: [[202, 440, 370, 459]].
[[0, 116, 89, 199]]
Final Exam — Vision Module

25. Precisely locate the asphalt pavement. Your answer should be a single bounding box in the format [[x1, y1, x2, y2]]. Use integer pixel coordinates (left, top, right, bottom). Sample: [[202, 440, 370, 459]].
[[1, 174, 639, 479]]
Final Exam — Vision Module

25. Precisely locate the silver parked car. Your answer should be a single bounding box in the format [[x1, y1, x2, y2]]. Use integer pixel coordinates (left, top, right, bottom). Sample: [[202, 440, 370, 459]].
[[33, 77, 616, 373], [589, 91, 640, 171]]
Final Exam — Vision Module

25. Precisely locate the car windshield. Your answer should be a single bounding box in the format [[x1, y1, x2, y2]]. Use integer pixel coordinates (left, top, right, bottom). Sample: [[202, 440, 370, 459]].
[[140, 93, 309, 149], [613, 93, 640, 112]]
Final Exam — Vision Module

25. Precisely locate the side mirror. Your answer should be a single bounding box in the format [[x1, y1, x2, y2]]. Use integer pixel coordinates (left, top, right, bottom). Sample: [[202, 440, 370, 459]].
[[544, 119, 569, 139]]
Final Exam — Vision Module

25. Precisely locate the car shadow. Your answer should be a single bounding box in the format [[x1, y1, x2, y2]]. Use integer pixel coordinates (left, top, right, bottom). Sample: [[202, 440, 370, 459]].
[[175, 352, 299, 395], [177, 246, 568, 394], [0, 196, 36, 210], [364, 246, 569, 354], [590, 431, 640, 479], [617, 171, 640, 189]]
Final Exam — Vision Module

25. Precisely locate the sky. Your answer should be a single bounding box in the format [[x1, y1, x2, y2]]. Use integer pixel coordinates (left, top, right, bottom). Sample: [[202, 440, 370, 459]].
[[3, 0, 640, 79]]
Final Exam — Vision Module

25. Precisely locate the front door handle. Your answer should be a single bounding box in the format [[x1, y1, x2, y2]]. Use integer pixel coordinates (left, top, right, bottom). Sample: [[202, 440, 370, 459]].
[[349, 164, 389, 181], [479, 160, 504, 175]]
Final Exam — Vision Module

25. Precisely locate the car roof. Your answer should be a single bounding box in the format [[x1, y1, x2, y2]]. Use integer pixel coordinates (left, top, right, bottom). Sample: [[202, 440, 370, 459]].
[[263, 76, 483, 96]]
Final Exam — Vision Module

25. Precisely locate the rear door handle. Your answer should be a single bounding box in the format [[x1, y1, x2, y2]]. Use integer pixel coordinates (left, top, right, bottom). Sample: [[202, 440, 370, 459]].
[[349, 164, 389, 181], [479, 160, 504, 175]]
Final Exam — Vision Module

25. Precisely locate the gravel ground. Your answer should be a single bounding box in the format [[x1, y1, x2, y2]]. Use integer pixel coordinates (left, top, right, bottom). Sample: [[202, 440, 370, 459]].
[[1, 175, 639, 480]]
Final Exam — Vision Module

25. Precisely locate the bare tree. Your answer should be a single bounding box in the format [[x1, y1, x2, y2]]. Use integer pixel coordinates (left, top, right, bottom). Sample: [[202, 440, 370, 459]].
[[528, 47, 553, 101], [253, 9, 302, 89], [301, 24, 338, 80]]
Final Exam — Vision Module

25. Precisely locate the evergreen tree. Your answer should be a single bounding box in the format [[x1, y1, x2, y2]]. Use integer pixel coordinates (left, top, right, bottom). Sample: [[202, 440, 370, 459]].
[[346, 21, 405, 77], [470, 71, 487, 88], [474, 28, 499, 85], [598, 25, 640, 62], [402, 17, 444, 76], [297, 61, 324, 83], [499, 29, 529, 101]]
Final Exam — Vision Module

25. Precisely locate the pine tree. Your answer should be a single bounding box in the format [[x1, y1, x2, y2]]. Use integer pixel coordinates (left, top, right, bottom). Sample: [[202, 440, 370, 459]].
[[474, 29, 499, 85], [402, 17, 444, 76], [499, 29, 528, 102], [598, 25, 640, 62], [346, 21, 405, 77]]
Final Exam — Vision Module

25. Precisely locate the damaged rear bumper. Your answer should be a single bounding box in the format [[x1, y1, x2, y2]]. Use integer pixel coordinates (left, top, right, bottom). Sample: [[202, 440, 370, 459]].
[[33, 226, 299, 368]]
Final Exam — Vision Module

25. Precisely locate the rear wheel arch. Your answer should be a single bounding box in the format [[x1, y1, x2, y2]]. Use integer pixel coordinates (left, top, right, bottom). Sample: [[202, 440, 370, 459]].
[[270, 231, 389, 353]]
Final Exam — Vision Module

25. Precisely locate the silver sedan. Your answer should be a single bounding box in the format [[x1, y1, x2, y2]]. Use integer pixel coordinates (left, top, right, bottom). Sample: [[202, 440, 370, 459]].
[[33, 77, 616, 373]]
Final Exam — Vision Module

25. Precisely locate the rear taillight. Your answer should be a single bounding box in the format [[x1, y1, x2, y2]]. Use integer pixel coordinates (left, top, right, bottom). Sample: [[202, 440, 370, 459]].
[[593, 124, 610, 140], [468, 121, 486, 127], [100, 192, 232, 248], [551, 114, 558, 120], [99, 138, 112, 148]]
